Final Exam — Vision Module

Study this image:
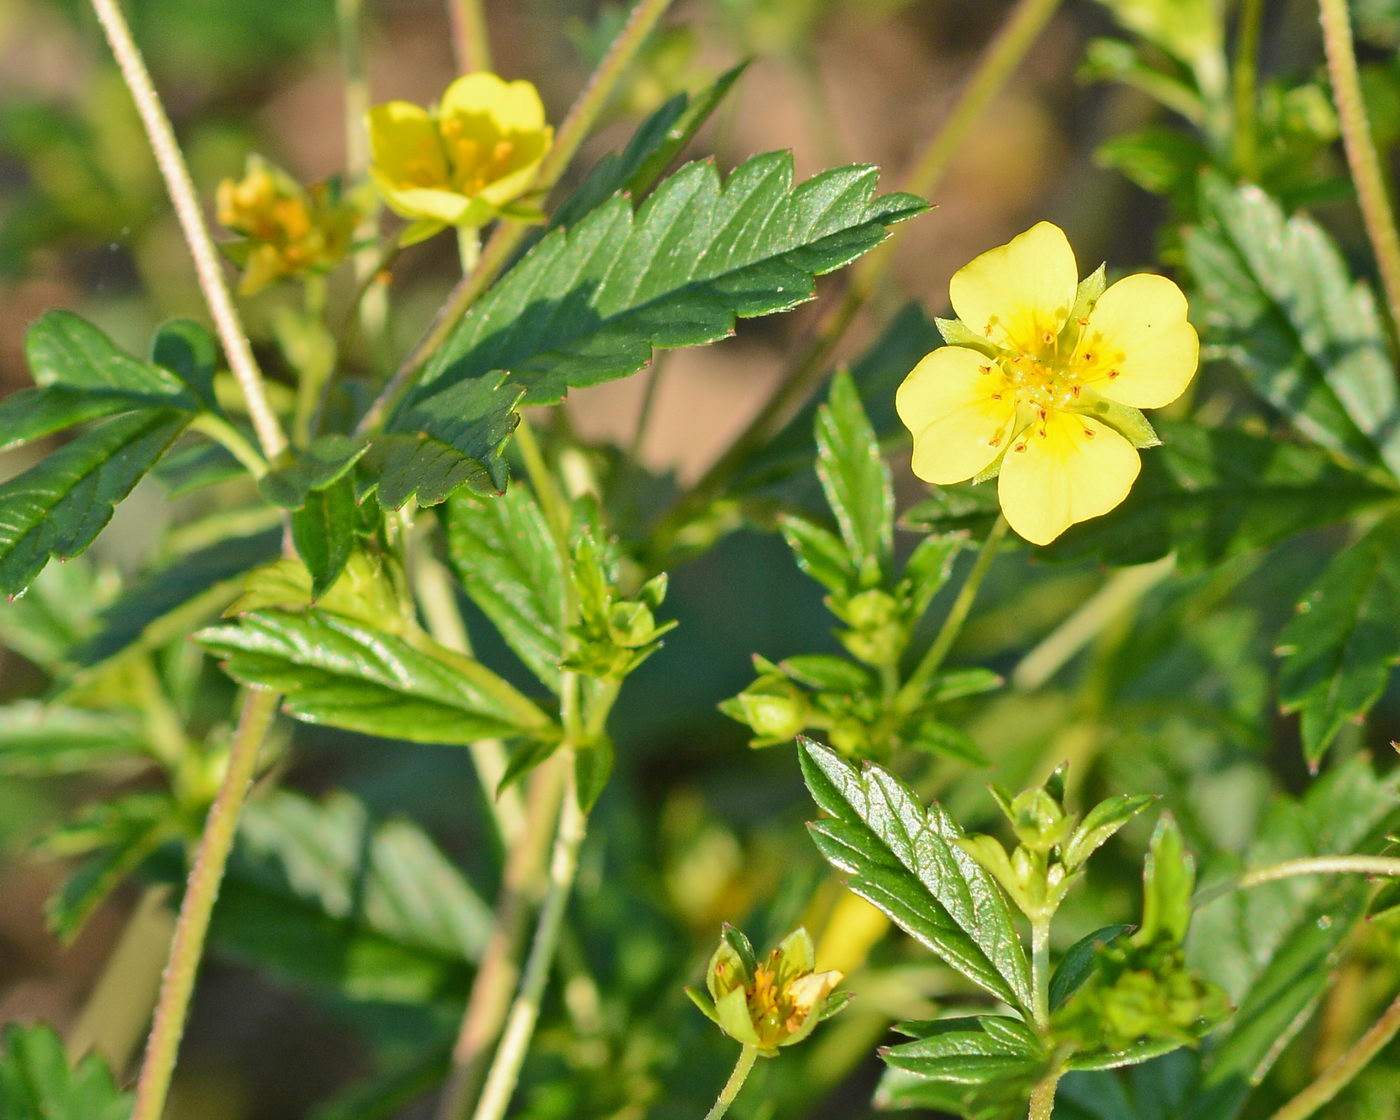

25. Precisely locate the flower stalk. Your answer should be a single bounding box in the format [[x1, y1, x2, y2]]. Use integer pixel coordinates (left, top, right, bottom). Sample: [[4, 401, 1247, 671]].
[[702, 1045, 759, 1120]]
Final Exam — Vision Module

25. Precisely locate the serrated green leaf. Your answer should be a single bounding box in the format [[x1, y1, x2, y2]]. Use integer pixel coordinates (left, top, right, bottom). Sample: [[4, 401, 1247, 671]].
[[1049, 924, 1135, 1011], [0, 702, 145, 774], [292, 475, 358, 598], [203, 789, 493, 1002], [875, 1017, 1045, 1118], [1275, 517, 1400, 767], [1063, 795, 1156, 872], [260, 433, 368, 509], [443, 485, 566, 691], [1185, 176, 1400, 477], [901, 422, 1396, 569], [778, 654, 872, 693], [815, 369, 893, 583], [373, 373, 524, 509], [1095, 125, 1211, 202], [0, 1023, 131, 1120], [150, 318, 221, 412], [0, 409, 191, 596], [798, 737, 1033, 1011], [198, 609, 553, 744], [26, 309, 194, 403], [778, 512, 854, 596], [408, 151, 925, 411]]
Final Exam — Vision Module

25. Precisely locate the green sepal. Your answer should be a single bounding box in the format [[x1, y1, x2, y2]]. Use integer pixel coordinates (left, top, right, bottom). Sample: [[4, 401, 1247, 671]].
[[1066, 387, 1160, 448]]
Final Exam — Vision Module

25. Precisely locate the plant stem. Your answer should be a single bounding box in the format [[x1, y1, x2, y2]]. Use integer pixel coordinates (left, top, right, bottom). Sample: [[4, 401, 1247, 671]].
[[1028, 1068, 1061, 1120], [1268, 990, 1400, 1120], [448, 0, 493, 74], [1030, 917, 1051, 1029], [355, 0, 675, 436], [1231, 0, 1265, 180], [649, 0, 1063, 555], [470, 768, 590, 1120], [703, 1045, 759, 1120], [435, 758, 568, 1120], [1319, 0, 1400, 339], [893, 515, 1009, 713], [1238, 855, 1400, 889], [88, 0, 287, 460], [131, 688, 279, 1120]]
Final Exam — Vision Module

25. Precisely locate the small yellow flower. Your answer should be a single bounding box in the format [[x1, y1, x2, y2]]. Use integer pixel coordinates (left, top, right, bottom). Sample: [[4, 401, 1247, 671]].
[[688, 926, 844, 1055], [896, 222, 1199, 545], [366, 72, 552, 239], [216, 156, 360, 295]]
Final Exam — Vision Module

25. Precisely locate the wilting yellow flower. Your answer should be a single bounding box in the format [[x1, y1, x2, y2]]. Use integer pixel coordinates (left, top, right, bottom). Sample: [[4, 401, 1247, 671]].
[[688, 926, 844, 1055], [216, 156, 360, 295], [366, 72, 552, 239], [896, 222, 1198, 545]]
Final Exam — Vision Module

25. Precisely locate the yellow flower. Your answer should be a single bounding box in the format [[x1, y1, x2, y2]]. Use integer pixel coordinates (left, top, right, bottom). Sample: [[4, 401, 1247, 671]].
[[688, 926, 845, 1055], [366, 72, 552, 239], [896, 222, 1199, 545], [216, 156, 360, 295]]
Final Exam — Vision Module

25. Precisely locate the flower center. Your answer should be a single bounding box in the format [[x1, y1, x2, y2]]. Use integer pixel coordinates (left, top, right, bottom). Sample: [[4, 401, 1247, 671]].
[[1003, 352, 1080, 413]]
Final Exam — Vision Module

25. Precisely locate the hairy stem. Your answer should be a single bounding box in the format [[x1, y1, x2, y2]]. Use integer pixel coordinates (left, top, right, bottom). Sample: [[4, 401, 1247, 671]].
[[1231, 0, 1265, 180], [355, 0, 675, 436], [894, 516, 1009, 713], [649, 0, 1063, 554], [448, 0, 493, 73], [1268, 990, 1400, 1120], [1030, 917, 1051, 1029], [88, 0, 287, 460], [1028, 1068, 1061, 1120], [470, 769, 590, 1120], [1319, 0, 1400, 339], [132, 688, 279, 1120], [703, 1045, 759, 1120]]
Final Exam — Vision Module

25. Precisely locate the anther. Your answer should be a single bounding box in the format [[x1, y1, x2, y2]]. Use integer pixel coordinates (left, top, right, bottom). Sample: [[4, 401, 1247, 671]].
[[1083, 427, 1095, 438], [1014, 443, 1027, 453], [1108, 369, 1121, 379], [1071, 384, 1081, 397]]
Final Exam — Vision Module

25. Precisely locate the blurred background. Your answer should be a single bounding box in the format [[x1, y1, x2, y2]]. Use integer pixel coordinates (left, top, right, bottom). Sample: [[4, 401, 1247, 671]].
[[2, 1, 1394, 1117]]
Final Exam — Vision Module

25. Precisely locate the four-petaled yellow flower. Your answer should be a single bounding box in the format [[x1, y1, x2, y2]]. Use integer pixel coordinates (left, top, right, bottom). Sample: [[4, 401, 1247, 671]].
[[366, 72, 552, 241], [896, 222, 1199, 545]]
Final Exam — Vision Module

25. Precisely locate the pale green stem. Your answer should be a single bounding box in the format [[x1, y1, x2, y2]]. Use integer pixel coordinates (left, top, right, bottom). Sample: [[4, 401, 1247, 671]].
[[448, 0, 493, 73], [457, 227, 482, 275], [1268, 990, 1400, 1120], [470, 769, 591, 1120], [1028, 1068, 1061, 1120], [1231, 0, 1265, 180], [893, 516, 1009, 714], [188, 414, 269, 479], [355, 0, 676, 436], [1319, 0, 1400, 339], [1238, 855, 1400, 889], [702, 1045, 759, 1120], [1030, 917, 1051, 1029], [132, 688, 279, 1120], [650, 0, 1063, 553], [513, 415, 572, 545], [88, 0, 287, 460]]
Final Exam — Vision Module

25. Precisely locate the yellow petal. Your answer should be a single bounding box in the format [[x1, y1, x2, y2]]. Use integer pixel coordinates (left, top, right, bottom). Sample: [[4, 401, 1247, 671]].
[[369, 170, 480, 225], [439, 73, 548, 133], [998, 412, 1140, 545], [367, 102, 450, 191], [1072, 273, 1199, 409], [948, 221, 1078, 354], [896, 347, 1017, 484], [476, 128, 552, 206]]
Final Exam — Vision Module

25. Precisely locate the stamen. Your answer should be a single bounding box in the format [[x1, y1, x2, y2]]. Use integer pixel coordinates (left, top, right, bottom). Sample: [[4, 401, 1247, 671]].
[[1071, 384, 1081, 397], [1083, 427, 1095, 438], [1014, 443, 1027, 453], [1107, 369, 1121, 379]]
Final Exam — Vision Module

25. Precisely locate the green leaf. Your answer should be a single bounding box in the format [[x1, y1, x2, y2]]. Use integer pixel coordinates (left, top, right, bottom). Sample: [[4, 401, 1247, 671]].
[[925, 667, 1004, 703], [815, 369, 893, 583], [1095, 126, 1210, 202], [26, 309, 195, 404], [1063, 795, 1157, 872], [372, 372, 524, 509], [778, 654, 872, 693], [291, 475, 358, 598], [798, 736, 1033, 1011], [0, 557, 97, 670], [200, 789, 493, 1002], [1275, 517, 1400, 767], [778, 512, 855, 596], [198, 608, 554, 744], [259, 433, 368, 509], [903, 421, 1396, 569], [549, 62, 748, 231], [876, 1017, 1046, 1119], [0, 409, 191, 596], [0, 702, 145, 774], [1185, 176, 1400, 477], [150, 318, 221, 412], [444, 485, 566, 691], [0, 1023, 131, 1120], [72, 527, 281, 668], [1138, 815, 1193, 945], [899, 533, 966, 622], [904, 719, 989, 765], [1049, 924, 1135, 1011], [409, 151, 925, 410]]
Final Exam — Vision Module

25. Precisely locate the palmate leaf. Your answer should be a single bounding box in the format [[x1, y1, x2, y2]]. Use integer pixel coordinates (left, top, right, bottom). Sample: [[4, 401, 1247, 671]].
[[1275, 516, 1400, 766], [204, 789, 493, 1002], [1185, 175, 1400, 477], [0, 409, 191, 596], [197, 608, 554, 745], [0, 1023, 131, 1120], [798, 737, 1033, 1012], [903, 422, 1394, 569]]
